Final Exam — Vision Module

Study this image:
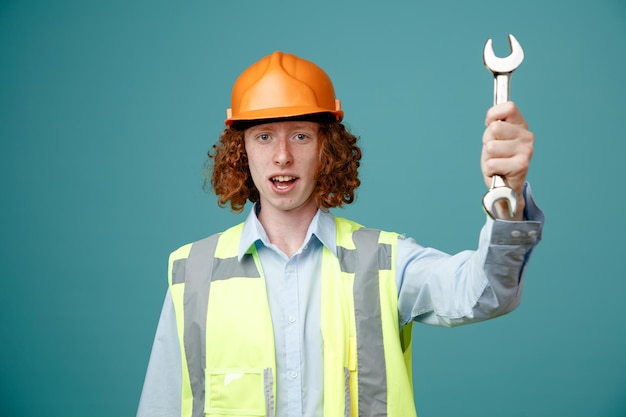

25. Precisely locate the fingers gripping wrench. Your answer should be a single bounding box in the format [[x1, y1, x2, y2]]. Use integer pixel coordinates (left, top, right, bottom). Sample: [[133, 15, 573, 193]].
[[482, 34, 524, 219]]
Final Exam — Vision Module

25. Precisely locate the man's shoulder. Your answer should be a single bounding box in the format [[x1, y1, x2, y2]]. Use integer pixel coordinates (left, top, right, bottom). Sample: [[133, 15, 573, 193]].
[[169, 222, 246, 259], [333, 216, 402, 247], [334, 216, 399, 235]]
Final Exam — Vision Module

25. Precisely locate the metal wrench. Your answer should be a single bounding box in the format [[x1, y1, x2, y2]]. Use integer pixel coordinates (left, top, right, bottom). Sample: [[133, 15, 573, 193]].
[[482, 34, 524, 219]]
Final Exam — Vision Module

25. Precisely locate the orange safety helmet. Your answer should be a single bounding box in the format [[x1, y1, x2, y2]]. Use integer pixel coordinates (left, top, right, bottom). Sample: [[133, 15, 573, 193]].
[[225, 51, 344, 126]]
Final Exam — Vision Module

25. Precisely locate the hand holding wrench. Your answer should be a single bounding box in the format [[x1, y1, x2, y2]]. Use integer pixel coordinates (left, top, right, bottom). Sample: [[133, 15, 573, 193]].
[[482, 34, 524, 219]]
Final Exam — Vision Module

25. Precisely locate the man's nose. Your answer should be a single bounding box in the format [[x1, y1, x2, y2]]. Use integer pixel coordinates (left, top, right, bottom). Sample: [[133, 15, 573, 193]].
[[274, 138, 293, 166]]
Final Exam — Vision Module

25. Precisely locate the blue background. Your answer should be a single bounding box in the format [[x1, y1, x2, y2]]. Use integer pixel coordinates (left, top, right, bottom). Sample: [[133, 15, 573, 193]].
[[1, 0, 625, 416]]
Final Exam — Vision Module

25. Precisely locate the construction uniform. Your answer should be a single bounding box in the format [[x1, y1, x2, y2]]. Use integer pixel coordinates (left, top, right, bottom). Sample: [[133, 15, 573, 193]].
[[138, 185, 543, 417]]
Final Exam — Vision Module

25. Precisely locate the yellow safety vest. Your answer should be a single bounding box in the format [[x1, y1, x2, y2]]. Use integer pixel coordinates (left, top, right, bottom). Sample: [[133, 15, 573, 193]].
[[168, 217, 416, 417]]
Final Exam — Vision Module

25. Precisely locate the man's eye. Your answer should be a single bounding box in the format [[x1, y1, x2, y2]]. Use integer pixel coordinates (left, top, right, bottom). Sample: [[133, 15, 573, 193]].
[[258, 134, 270, 141], [295, 134, 307, 140]]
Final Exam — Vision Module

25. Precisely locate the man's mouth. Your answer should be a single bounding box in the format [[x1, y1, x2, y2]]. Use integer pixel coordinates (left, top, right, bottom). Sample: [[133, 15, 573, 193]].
[[271, 175, 297, 190]]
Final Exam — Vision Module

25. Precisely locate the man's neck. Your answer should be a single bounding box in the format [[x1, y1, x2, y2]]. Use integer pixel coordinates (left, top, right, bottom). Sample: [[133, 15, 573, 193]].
[[257, 203, 319, 258]]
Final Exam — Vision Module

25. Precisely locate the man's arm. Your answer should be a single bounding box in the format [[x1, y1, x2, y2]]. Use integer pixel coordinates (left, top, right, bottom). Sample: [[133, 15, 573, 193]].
[[396, 184, 543, 327], [396, 102, 543, 326], [137, 290, 182, 417]]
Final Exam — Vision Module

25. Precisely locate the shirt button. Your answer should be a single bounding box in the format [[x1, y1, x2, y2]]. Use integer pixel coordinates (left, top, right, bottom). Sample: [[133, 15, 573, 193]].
[[290, 371, 298, 378], [288, 315, 296, 323], [287, 265, 295, 273], [511, 230, 521, 238]]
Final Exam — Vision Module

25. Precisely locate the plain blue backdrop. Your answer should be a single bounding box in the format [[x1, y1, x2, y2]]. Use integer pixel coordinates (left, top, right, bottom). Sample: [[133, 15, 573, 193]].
[[1, 0, 625, 416]]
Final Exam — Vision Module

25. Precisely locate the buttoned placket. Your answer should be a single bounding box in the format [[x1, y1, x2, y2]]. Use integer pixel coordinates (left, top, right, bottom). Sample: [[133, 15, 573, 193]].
[[284, 253, 302, 414]]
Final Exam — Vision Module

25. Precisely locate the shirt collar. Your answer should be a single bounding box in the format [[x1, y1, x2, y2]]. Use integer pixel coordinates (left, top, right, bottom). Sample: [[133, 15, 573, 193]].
[[238, 203, 337, 260]]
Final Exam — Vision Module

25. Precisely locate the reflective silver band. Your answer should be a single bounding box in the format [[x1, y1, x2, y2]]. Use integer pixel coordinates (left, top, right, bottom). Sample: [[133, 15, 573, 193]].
[[182, 234, 220, 417], [344, 367, 351, 417], [264, 367, 275, 417], [212, 253, 260, 281], [353, 228, 390, 417]]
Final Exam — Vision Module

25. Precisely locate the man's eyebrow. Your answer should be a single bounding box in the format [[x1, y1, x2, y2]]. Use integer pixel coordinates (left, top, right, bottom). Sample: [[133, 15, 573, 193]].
[[289, 123, 319, 131], [247, 125, 274, 133]]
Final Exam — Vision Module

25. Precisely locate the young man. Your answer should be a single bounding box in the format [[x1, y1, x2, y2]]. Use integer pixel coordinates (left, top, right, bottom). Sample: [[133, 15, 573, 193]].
[[137, 51, 543, 417]]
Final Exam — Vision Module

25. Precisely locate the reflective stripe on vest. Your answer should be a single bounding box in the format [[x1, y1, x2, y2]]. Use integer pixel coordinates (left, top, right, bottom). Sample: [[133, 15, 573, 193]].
[[168, 218, 416, 417]]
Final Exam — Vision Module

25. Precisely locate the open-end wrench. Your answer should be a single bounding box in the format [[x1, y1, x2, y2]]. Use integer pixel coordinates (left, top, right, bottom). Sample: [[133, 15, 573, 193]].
[[482, 34, 524, 219]]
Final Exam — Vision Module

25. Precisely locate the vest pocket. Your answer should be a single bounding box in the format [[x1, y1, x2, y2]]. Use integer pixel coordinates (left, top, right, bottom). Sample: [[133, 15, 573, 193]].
[[205, 368, 267, 416]]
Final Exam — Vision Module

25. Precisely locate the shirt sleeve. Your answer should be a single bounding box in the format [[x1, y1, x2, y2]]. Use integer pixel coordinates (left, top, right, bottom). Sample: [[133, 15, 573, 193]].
[[136, 289, 182, 417], [396, 183, 544, 327]]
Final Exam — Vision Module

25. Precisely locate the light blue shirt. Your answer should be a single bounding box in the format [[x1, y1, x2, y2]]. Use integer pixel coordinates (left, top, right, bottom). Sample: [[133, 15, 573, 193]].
[[137, 185, 544, 417]]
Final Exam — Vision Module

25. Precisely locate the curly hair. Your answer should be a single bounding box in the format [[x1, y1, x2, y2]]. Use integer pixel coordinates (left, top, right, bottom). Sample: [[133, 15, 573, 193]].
[[205, 116, 361, 213]]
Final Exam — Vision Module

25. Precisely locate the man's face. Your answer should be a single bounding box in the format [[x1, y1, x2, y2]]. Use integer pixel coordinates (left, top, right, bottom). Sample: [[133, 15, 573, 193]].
[[244, 120, 320, 216]]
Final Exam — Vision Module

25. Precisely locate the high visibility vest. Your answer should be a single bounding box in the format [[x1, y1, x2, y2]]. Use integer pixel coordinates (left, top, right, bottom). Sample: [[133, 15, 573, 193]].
[[168, 217, 416, 417]]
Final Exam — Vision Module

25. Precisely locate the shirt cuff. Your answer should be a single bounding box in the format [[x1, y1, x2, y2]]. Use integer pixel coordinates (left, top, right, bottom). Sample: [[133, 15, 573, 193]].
[[489, 182, 544, 246]]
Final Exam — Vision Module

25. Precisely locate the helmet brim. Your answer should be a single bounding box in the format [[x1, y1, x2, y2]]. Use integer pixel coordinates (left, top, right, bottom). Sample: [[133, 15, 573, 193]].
[[226, 106, 343, 127]]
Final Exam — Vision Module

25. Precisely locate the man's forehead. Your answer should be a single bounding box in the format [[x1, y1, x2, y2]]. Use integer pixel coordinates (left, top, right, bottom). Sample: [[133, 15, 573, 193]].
[[245, 120, 320, 132]]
